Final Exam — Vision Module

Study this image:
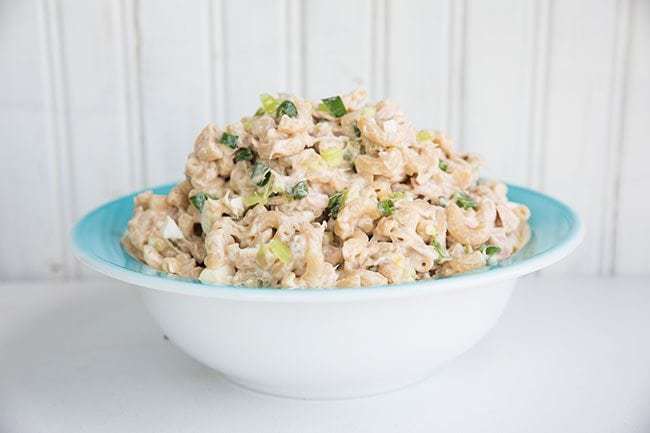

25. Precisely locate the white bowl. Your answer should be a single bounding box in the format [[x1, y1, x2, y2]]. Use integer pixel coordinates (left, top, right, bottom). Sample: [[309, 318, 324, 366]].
[[72, 183, 583, 399]]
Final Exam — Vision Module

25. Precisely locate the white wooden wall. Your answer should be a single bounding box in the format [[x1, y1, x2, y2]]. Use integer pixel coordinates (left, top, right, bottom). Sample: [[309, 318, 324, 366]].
[[1, 0, 648, 281]]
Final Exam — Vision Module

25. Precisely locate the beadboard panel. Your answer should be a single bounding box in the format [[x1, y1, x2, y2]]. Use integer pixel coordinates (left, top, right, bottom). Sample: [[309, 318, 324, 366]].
[[386, 0, 451, 131], [138, 0, 213, 186], [0, 0, 648, 280], [616, 0, 650, 275], [0, 1, 66, 280], [539, 0, 619, 275], [302, 0, 373, 99], [58, 0, 139, 277], [462, 0, 533, 183], [221, 0, 289, 122]]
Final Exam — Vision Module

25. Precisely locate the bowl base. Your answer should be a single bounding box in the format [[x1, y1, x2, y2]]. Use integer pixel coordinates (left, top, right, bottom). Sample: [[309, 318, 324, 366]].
[[222, 370, 438, 401]]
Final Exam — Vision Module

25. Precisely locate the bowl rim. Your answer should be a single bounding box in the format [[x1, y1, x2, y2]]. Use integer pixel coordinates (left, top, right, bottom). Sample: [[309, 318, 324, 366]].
[[72, 182, 584, 303]]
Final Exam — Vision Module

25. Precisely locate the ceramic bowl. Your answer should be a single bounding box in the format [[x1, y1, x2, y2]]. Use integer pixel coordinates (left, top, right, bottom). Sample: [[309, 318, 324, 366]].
[[72, 183, 583, 399]]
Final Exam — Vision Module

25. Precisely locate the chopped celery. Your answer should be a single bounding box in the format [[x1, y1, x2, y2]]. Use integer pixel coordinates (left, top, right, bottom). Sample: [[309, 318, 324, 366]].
[[243, 191, 268, 208], [269, 239, 292, 264], [320, 147, 344, 167], [359, 106, 376, 118], [259, 93, 280, 115], [416, 130, 433, 142]]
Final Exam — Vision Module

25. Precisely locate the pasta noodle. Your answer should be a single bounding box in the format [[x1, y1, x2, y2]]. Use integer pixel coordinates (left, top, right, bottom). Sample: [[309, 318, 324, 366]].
[[122, 89, 531, 288]]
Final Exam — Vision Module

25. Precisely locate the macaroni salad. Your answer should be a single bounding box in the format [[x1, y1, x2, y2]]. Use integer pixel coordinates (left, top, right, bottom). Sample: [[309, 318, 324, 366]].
[[123, 89, 531, 288]]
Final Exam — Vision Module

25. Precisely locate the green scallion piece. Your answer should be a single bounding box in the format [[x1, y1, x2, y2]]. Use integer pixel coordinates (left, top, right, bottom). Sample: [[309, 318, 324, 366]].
[[234, 148, 254, 162], [190, 192, 208, 212], [377, 199, 395, 217], [431, 237, 448, 260], [251, 161, 271, 187], [220, 132, 238, 149], [290, 180, 308, 200], [325, 190, 347, 219], [439, 159, 449, 172], [483, 245, 501, 256], [276, 100, 298, 118], [455, 192, 477, 209], [320, 96, 347, 117]]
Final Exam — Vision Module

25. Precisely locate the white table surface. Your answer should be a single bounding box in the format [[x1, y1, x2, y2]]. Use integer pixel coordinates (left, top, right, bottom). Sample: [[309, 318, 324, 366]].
[[1, 276, 649, 433]]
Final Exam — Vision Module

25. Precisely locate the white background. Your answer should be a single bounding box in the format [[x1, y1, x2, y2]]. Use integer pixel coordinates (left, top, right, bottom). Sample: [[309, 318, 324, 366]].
[[1, 0, 648, 280]]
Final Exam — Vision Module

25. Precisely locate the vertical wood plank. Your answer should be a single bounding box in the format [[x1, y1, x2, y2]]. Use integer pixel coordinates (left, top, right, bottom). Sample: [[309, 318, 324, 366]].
[[526, 0, 551, 190], [615, 0, 650, 275], [117, 0, 146, 190], [222, 0, 288, 121], [447, 0, 466, 147], [302, 0, 372, 99], [208, 0, 226, 123], [600, 0, 631, 275], [541, 0, 619, 275], [285, 0, 303, 95], [138, 0, 212, 185], [0, 1, 66, 280], [371, 0, 388, 99], [462, 0, 533, 183], [58, 0, 134, 216], [386, 0, 450, 129]]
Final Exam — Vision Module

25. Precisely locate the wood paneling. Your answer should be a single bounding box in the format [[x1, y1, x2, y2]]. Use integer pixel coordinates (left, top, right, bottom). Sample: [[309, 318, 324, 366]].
[[0, 0, 647, 279]]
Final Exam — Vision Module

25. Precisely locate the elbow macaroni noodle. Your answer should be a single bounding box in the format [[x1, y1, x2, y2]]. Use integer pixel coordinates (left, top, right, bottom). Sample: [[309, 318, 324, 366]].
[[122, 89, 531, 288]]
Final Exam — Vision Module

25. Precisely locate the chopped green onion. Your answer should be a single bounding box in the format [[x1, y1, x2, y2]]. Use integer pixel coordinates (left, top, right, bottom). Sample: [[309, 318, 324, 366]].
[[254, 107, 265, 116], [243, 191, 268, 208], [482, 245, 501, 256], [416, 130, 433, 142], [438, 159, 449, 172], [256, 242, 269, 265], [431, 238, 448, 260], [320, 147, 343, 167], [234, 148, 254, 162], [276, 100, 298, 118], [242, 118, 254, 131], [454, 192, 477, 209], [342, 141, 361, 162], [377, 199, 395, 217], [220, 132, 238, 149], [269, 239, 292, 264], [320, 96, 347, 117], [359, 106, 376, 118], [259, 93, 280, 115], [289, 180, 308, 199], [190, 192, 208, 212], [325, 190, 347, 219], [353, 124, 361, 138], [251, 161, 271, 187]]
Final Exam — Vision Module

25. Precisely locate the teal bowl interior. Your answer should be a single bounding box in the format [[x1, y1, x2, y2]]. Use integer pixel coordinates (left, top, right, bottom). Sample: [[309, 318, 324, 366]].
[[72, 182, 583, 294]]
